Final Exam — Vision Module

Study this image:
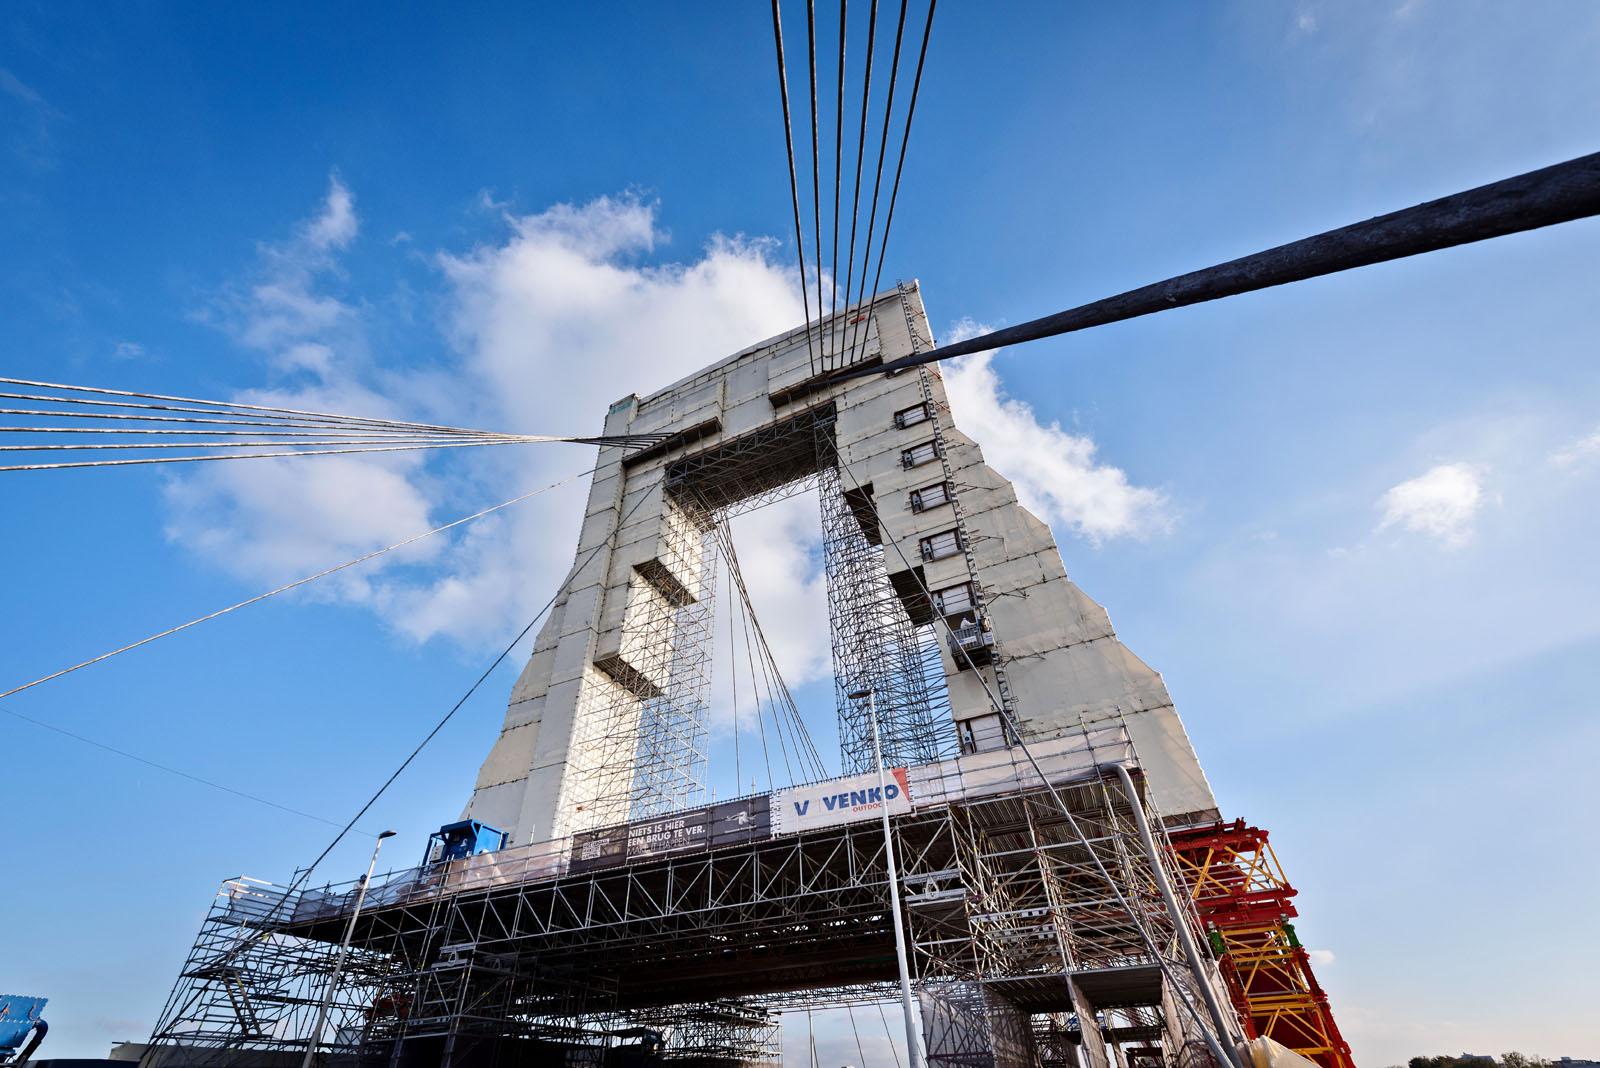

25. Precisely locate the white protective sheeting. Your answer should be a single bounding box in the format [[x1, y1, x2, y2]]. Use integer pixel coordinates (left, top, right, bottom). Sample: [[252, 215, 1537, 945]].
[[907, 724, 1134, 808], [439, 835, 572, 894]]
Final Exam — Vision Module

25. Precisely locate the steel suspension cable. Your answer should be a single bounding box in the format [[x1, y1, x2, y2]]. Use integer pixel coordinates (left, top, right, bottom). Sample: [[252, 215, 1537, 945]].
[[0, 380, 669, 463], [727, 571, 743, 794], [0, 394, 661, 448], [728, 525, 827, 780], [1, 701, 356, 830], [0, 435, 524, 453], [715, 518, 827, 782], [831, 148, 1600, 382], [844, 1004, 870, 1068], [0, 424, 503, 438], [0, 375, 505, 437], [843, 0, 908, 366], [0, 405, 520, 433], [0, 437, 544, 472], [839, 0, 880, 374], [806, 0, 827, 368], [0, 404, 658, 448], [830, 0, 848, 371], [0, 467, 596, 703], [0, 429, 676, 471], [711, 517, 776, 788], [854, 0, 937, 366], [719, 521, 796, 785], [876, 1003, 904, 1068], [770, 0, 820, 378], [0, 389, 491, 437], [734, 546, 785, 788]]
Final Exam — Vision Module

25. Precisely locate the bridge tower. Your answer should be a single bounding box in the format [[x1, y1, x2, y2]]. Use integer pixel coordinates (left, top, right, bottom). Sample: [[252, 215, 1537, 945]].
[[145, 283, 1352, 1068], [462, 281, 1217, 846]]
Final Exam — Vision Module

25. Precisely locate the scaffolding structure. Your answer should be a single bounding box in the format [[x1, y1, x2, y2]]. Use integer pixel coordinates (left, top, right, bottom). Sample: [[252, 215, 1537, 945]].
[[1167, 821, 1353, 1068], [139, 877, 396, 1068], [817, 433, 958, 774], [145, 736, 1235, 1068], [145, 296, 1263, 1067], [563, 489, 720, 829], [553, 394, 957, 830]]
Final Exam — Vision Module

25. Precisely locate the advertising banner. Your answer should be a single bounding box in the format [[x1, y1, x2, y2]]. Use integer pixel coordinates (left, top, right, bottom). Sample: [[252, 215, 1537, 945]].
[[775, 768, 912, 833], [625, 809, 709, 860], [568, 826, 628, 874], [708, 795, 772, 847], [567, 793, 777, 874]]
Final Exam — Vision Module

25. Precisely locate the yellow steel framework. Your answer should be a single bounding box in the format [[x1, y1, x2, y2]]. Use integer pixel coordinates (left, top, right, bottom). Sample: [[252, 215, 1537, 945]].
[[1168, 819, 1354, 1068]]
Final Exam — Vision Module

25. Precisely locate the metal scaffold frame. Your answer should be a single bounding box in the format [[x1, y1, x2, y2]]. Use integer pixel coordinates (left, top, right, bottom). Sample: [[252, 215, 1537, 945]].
[[140, 878, 401, 1068], [1168, 820, 1353, 1068], [563, 492, 720, 829], [816, 422, 958, 774], [145, 743, 1233, 1068], [144, 343, 1246, 1066]]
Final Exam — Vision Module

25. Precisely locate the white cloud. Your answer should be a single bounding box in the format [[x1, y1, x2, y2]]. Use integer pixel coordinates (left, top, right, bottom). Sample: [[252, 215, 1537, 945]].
[[0, 67, 60, 171], [1550, 427, 1600, 467], [1376, 461, 1485, 547], [208, 175, 364, 359], [163, 454, 442, 605], [302, 177, 357, 252], [720, 495, 831, 689], [166, 184, 811, 653], [401, 196, 807, 645], [1309, 948, 1336, 967], [940, 318, 1172, 543], [165, 174, 441, 612], [166, 187, 1170, 678]]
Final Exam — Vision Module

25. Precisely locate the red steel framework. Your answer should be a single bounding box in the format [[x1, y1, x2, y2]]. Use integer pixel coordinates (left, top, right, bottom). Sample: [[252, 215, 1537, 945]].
[[1167, 819, 1354, 1068]]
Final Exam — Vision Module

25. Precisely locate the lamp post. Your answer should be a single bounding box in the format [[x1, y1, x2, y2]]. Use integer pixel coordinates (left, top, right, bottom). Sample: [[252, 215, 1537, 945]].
[[300, 830, 396, 1068], [848, 687, 925, 1068]]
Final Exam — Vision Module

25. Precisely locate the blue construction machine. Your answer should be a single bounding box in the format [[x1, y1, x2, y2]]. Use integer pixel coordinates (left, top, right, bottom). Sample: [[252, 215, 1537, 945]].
[[0, 996, 47, 1066], [423, 819, 508, 865]]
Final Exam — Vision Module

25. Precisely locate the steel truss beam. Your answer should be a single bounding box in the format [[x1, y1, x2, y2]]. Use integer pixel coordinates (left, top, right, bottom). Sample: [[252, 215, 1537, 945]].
[[1169, 820, 1353, 1068], [146, 766, 1230, 1068]]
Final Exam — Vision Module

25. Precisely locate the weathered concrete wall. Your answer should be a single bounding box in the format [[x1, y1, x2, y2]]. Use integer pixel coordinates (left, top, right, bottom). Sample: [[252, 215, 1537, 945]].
[[464, 283, 1217, 845]]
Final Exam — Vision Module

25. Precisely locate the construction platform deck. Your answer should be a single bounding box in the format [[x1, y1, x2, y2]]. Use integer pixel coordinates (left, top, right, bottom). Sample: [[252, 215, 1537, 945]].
[[145, 728, 1226, 1068]]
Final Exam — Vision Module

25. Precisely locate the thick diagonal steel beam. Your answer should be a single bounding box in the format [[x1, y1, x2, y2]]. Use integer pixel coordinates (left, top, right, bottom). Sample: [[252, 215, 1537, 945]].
[[831, 150, 1600, 380]]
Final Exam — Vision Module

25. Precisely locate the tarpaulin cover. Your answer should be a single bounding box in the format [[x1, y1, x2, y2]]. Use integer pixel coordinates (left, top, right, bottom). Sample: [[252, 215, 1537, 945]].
[[218, 879, 293, 925], [0, 995, 46, 1051], [955, 725, 1133, 799]]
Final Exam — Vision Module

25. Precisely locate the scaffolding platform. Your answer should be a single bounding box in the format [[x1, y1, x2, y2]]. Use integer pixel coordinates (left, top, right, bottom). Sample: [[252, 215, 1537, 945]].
[[144, 731, 1231, 1068]]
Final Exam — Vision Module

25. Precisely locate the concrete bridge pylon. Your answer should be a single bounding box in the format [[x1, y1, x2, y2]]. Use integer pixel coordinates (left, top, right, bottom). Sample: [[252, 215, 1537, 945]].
[[462, 280, 1219, 847]]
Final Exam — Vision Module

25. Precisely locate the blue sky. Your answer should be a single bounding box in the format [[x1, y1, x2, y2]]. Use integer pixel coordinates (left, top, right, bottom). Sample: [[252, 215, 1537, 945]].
[[3, 3, 1597, 1064]]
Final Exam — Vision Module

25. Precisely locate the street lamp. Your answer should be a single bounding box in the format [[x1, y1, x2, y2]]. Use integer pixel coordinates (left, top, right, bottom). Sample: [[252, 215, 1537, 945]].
[[300, 830, 397, 1068], [847, 687, 925, 1068]]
